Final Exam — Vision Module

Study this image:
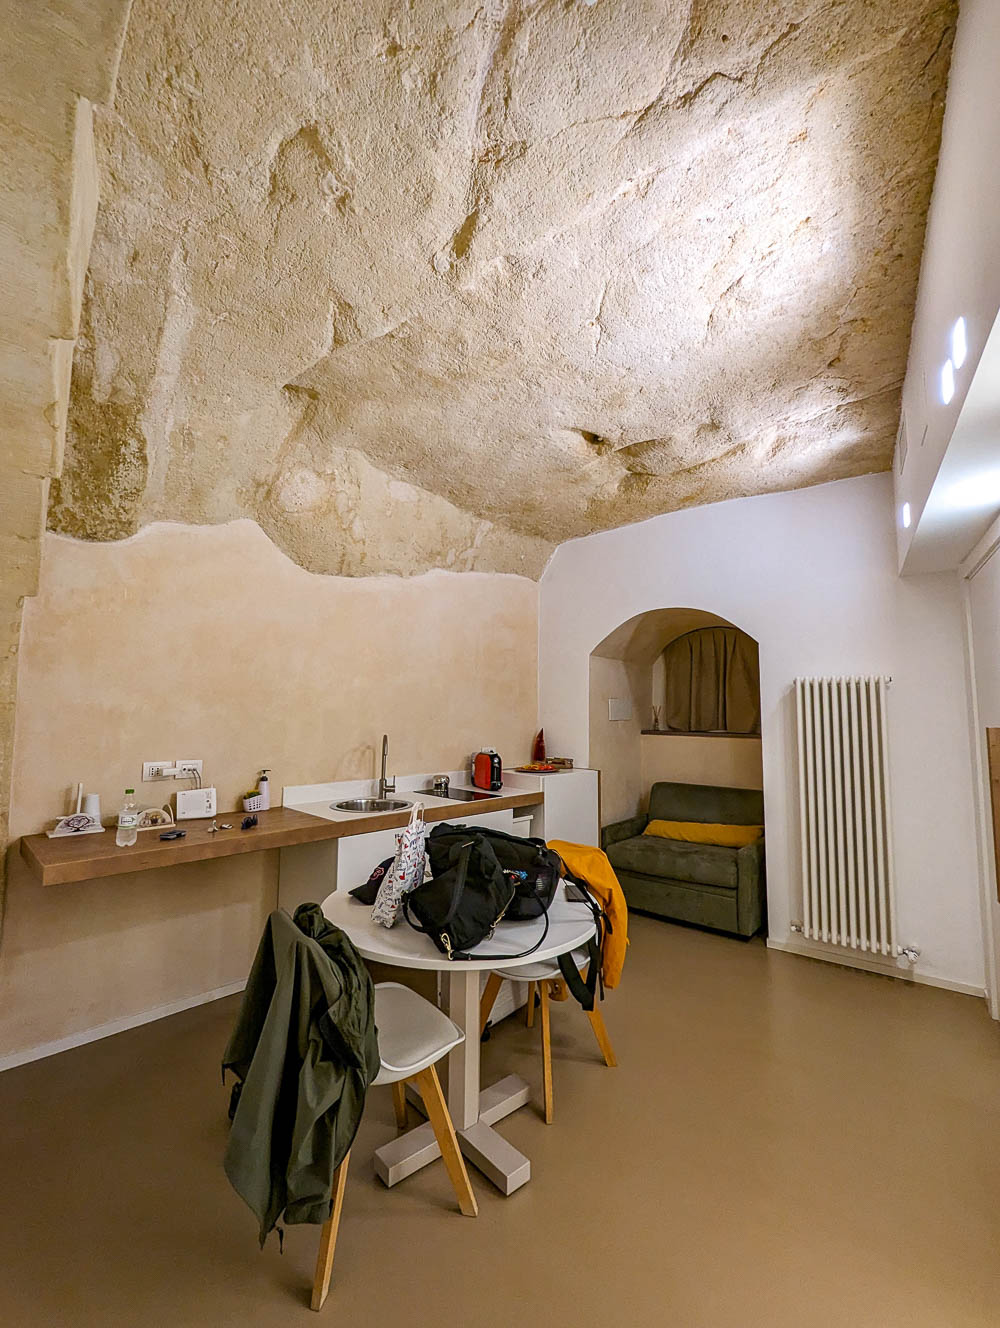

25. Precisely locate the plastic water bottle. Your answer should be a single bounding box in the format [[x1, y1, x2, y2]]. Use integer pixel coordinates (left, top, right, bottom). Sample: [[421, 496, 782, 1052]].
[[116, 788, 139, 847]]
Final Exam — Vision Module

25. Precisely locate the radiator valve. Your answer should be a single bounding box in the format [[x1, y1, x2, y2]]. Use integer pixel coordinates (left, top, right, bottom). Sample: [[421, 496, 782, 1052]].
[[898, 946, 920, 965]]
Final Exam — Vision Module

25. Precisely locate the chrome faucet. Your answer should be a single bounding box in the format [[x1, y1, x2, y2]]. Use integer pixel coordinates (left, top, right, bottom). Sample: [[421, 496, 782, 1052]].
[[378, 734, 395, 799]]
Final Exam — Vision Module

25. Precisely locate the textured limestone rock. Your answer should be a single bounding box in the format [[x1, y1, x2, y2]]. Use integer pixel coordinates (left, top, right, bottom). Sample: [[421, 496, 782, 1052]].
[[1, 0, 132, 937], [51, 0, 956, 576]]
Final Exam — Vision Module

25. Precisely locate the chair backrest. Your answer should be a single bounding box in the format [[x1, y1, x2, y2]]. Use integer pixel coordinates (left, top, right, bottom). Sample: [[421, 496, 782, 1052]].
[[647, 781, 764, 826]]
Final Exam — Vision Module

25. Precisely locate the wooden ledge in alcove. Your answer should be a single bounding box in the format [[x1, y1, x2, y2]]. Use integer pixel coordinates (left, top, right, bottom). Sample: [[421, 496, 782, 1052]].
[[640, 731, 762, 738], [20, 792, 544, 887]]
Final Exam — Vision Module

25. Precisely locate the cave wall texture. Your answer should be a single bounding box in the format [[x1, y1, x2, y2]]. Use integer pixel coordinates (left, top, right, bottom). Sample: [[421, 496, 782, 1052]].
[[0, 0, 133, 942], [50, 0, 957, 579]]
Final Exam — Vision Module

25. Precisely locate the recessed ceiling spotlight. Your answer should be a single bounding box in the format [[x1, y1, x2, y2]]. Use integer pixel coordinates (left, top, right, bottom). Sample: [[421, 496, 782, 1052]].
[[951, 316, 967, 369], [902, 502, 911, 529], [941, 358, 955, 405]]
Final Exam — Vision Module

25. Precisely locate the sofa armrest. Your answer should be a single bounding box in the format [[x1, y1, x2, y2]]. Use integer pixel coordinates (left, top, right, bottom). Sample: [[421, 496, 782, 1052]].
[[736, 838, 765, 885], [735, 839, 766, 935], [601, 815, 646, 850]]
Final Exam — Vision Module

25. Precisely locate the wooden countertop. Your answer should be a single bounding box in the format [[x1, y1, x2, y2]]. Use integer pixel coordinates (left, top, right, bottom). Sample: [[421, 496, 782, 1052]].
[[19, 791, 543, 887]]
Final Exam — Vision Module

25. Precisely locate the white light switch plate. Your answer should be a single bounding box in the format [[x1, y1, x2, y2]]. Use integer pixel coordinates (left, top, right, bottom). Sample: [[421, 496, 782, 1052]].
[[608, 697, 633, 722], [176, 787, 217, 820]]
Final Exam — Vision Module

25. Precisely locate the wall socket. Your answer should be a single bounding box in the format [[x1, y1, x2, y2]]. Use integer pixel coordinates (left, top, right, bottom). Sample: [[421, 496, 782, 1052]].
[[142, 759, 204, 780]]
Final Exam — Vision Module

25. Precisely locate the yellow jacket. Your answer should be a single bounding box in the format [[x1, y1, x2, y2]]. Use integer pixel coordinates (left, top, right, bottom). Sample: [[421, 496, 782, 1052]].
[[547, 840, 629, 989]]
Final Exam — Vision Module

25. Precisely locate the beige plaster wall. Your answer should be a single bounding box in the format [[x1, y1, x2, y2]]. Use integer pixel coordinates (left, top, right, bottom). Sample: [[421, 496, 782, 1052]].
[[588, 655, 650, 827], [1, 521, 538, 1060], [640, 736, 764, 806]]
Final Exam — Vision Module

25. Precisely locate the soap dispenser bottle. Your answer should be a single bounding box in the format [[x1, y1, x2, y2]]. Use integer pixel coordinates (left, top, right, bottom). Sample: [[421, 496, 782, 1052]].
[[258, 769, 271, 811]]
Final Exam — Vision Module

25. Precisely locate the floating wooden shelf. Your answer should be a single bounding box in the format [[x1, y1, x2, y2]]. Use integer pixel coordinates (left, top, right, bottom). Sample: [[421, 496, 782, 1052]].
[[20, 792, 543, 887], [639, 730, 761, 738]]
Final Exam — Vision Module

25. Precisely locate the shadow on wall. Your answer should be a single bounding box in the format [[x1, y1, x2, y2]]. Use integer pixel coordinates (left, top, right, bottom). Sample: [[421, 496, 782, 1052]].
[[588, 608, 764, 827]]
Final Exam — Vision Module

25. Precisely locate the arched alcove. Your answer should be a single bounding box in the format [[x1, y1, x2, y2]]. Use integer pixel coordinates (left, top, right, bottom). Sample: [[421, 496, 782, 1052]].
[[589, 607, 762, 827]]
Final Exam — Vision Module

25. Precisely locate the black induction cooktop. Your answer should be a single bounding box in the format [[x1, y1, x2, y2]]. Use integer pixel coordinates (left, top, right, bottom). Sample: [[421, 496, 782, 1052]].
[[418, 787, 500, 802]]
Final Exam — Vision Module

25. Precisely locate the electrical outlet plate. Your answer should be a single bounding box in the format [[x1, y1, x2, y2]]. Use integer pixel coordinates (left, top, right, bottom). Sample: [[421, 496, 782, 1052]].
[[174, 759, 203, 778], [176, 786, 217, 820], [142, 761, 173, 781]]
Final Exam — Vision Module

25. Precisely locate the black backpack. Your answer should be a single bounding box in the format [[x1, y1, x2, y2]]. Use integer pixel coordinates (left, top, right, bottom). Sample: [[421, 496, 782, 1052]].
[[405, 834, 512, 959], [406, 825, 560, 960], [426, 824, 562, 920]]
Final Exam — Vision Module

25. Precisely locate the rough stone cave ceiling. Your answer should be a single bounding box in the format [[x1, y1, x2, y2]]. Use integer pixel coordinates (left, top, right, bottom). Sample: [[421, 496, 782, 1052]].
[[49, 0, 956, 579]]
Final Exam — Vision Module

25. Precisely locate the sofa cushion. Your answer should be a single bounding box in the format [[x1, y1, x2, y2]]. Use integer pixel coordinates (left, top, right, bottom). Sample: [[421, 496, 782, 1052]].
[[644, 819, 763, 848], [606, 834, 739, 888], [648, 781, 763, 827]]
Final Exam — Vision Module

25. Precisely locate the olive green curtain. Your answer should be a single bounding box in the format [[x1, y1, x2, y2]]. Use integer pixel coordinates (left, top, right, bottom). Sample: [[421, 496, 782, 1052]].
[[661, 627, 760, 734]]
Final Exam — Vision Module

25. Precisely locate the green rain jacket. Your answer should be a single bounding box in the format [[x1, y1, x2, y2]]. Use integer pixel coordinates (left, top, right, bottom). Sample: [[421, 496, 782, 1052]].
[[222, 903, 380, 1245]]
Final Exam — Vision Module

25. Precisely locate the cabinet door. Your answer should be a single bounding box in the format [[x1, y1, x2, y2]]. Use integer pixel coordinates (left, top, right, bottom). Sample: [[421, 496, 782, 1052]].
[[336, 826, 407, 892], [539, 770, 599, 846]]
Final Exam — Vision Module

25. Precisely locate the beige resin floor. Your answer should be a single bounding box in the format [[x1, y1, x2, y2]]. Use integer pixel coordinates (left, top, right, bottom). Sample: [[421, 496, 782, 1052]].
[[1, 913, 998, 1327]]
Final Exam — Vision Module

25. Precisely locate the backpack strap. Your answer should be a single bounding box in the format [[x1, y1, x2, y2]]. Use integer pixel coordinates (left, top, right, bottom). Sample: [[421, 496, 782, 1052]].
[[404, 840, 474, 935], [557, 936, 601, 1010], [452, 907, 551, 963], [556, 869, 608, 1009]]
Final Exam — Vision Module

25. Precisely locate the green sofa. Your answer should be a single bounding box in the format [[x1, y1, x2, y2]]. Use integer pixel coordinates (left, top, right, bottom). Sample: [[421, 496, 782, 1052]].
[[602, 781, 766, 937]]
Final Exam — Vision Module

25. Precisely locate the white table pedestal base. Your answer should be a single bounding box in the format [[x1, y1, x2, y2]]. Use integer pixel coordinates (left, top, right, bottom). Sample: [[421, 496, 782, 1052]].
[[374, 1074, 532, 1194], [456, 1119, 531, 1195], [322, 886, 595, 1202]]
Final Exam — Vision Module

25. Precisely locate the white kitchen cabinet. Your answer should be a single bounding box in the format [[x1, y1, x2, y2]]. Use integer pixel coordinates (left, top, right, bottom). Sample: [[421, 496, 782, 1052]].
[[503, 768, 600, 846]]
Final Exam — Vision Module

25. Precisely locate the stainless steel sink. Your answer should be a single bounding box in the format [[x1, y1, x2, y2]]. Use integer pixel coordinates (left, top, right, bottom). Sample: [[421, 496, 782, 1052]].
[[331, 798, 412, 813]]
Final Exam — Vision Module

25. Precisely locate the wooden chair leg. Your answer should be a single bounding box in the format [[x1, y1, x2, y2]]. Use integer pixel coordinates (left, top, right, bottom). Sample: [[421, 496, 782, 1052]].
[[412, 1064, 478, 1217], [479, 972, 503, 1036], [586, 1004, 618, 1068], [311, 1150, 350, 1312], [540, 980, 554, 1125], [391, 1081, 408, 1129], [525, 980, 536, 1027]]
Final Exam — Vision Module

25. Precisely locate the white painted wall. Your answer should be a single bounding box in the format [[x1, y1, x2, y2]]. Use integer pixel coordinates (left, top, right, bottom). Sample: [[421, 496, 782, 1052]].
[[896, 0, 1000, 568], [540, 474, 984, 993], [962, 517, 1000, 1016]]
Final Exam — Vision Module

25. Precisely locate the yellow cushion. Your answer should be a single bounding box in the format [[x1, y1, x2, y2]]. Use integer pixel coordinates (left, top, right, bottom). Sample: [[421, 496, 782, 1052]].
[[643, 819, 763, 848]]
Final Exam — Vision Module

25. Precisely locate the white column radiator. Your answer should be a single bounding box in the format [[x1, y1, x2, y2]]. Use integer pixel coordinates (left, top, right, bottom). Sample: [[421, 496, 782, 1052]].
[[794, 676, 900, 955]]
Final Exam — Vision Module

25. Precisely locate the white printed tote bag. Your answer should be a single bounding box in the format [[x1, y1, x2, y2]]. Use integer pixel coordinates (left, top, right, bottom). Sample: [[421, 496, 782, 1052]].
[[372, 802, 427, 928]]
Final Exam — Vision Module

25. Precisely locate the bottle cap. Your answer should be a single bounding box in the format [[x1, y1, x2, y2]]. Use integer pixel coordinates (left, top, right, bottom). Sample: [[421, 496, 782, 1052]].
[[125, 788, 135, 794]]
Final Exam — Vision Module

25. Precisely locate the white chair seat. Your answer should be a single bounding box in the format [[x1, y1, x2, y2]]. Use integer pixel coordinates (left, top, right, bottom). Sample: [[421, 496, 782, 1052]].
[[491, 946, 590, 984], [371, 982, 464, 1085]]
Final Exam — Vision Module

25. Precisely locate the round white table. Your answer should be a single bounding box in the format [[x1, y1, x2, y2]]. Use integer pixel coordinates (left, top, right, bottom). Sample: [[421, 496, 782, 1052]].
[[322, 885, 596, 1195]]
